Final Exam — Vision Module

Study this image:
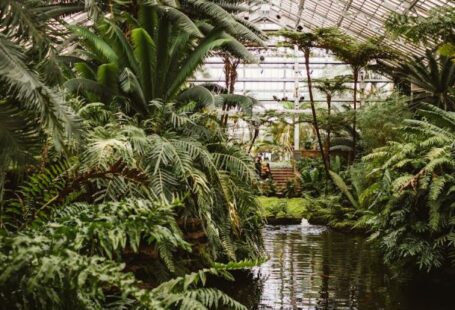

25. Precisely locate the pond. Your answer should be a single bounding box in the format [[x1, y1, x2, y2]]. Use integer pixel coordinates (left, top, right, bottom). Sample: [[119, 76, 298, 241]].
[[219, 222, 453, 310]]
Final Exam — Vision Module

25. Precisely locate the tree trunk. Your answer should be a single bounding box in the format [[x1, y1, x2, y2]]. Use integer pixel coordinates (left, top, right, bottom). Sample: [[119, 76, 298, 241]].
[[248, 126, 259, 154], [352, 68, 358, 160], [304, 49, 330, 180], [326, 94, 332, 169], [222, 56, 240, 128]]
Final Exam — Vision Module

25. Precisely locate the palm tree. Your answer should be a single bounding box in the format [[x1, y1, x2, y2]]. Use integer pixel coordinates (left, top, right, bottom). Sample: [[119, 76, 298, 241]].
[[61, 11, 265, 261], [0, 0, 78, 182], [1, 0, 265, 259], [385, 50, 455, 111], [65, 12, 260, 113], [320, 30, 396, 158], [279, 29, 341, 181], [315, 76, 351, 166]]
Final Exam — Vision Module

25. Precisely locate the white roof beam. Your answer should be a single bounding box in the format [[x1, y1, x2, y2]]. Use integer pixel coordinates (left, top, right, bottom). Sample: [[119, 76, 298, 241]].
[[336, 0, 353, 26]]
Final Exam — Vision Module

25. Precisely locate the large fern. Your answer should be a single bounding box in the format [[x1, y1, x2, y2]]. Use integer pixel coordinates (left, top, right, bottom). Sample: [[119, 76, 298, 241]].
[[0, 198, 250, 309], [364, 104, 455, 271]]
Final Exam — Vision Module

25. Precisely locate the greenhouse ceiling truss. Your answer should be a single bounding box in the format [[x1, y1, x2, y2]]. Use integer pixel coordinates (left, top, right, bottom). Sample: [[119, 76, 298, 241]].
[[245, 0, 454, 57]]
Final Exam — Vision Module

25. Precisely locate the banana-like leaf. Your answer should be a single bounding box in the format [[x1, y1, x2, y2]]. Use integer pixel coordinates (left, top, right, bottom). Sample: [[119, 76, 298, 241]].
[[97, 19, 140, 75], [96, 63, 119, 94], [74, 62, 96, 80], [329, 170, 360, 209]]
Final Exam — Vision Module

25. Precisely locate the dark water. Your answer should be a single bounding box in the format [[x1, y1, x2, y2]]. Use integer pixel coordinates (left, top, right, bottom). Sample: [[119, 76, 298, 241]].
[[220, 223, 454, 310]]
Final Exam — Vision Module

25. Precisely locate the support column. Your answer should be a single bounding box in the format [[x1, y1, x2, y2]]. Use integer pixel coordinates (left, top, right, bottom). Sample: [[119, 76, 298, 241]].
[[293, 45, 300, 151]]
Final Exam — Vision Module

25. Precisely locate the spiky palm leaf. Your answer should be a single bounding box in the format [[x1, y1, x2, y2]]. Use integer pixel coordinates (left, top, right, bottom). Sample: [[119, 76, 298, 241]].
[[0, 34, 77, 149], [67, 10, 259, 109], [0, 102, 43, 170], [388, 50, 455, 111]]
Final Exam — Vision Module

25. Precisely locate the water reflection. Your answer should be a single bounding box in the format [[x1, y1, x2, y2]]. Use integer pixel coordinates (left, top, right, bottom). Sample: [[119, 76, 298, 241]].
[[252, 224, 389, 309], [224, 224, 454, 310]]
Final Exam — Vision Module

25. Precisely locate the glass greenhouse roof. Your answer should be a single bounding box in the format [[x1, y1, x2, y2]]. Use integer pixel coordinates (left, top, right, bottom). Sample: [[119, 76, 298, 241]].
[[244, 0, 454, 57]]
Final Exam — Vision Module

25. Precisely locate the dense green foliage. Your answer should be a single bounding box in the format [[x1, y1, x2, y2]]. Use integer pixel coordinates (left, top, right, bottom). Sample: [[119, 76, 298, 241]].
[[384, 51, 455, 111], [0, 199, 252, 309], [301, 98, 455, 271], [269, 11, 455, 273], [364, 104, 455, 271], [386, 7, 455, 58], [357, 96, 411, 151], [257, 196, 308, 220], [1, 1, 455, 307], [0, 1, 266, 308]]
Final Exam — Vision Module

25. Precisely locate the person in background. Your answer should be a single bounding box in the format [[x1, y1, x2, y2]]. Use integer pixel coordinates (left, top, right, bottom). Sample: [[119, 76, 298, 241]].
[[255, 155, 262, 177], [262, 160, 272, 179]]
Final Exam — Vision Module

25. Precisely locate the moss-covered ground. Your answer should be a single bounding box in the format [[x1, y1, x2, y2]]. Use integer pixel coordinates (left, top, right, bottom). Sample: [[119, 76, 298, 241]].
[[257, 196, 308, 224]]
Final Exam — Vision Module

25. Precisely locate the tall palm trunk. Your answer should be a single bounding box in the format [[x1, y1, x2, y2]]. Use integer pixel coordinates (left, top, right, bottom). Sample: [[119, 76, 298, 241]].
[[326, 94, 332, 169], [352, 68, 359, 160], [248, 124, 259, 154], [221, 56, 240, 127], [304, 49, 330, 179]]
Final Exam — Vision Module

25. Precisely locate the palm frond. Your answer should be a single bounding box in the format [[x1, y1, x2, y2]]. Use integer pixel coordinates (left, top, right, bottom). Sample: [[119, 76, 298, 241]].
[[0, 102, 43, 170], [184, 0, 264, 45], [0, 34, 77, 147], [177, 86, 215, 110], [70, 25, 119, 64], [166, 30, 229, 99], [131, 27, 157, 101], [119, 68, 148, 114], [152, 5, 203, 38]]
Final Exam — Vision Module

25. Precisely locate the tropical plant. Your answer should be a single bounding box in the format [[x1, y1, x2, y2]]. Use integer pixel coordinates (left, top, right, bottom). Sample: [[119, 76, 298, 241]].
[[296, 157, 333, 197], [255, 101, 314, 158], [311, 105, 357, 163], [384, 50, 455, 111], [0, 0, 80, 203], [357, 95, 411, 151], [319, 29, 396, 158], [1, 3, 266, 308], [42, 1, 267, 262], [2, 99, 264, 260], [258, 116, 294, 157], [63, 1, 262, 110], [278, 29, 341, 180], [364, 104, 455, 271], [315, 75, 351, 165], [385, 7, 455, 58], [328, 163, 380, 212], [0, 198, 256, 309]]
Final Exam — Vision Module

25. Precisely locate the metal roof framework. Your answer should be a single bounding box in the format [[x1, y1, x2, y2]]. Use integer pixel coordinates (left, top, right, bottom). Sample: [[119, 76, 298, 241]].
[[245, 0, 454, 58]]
